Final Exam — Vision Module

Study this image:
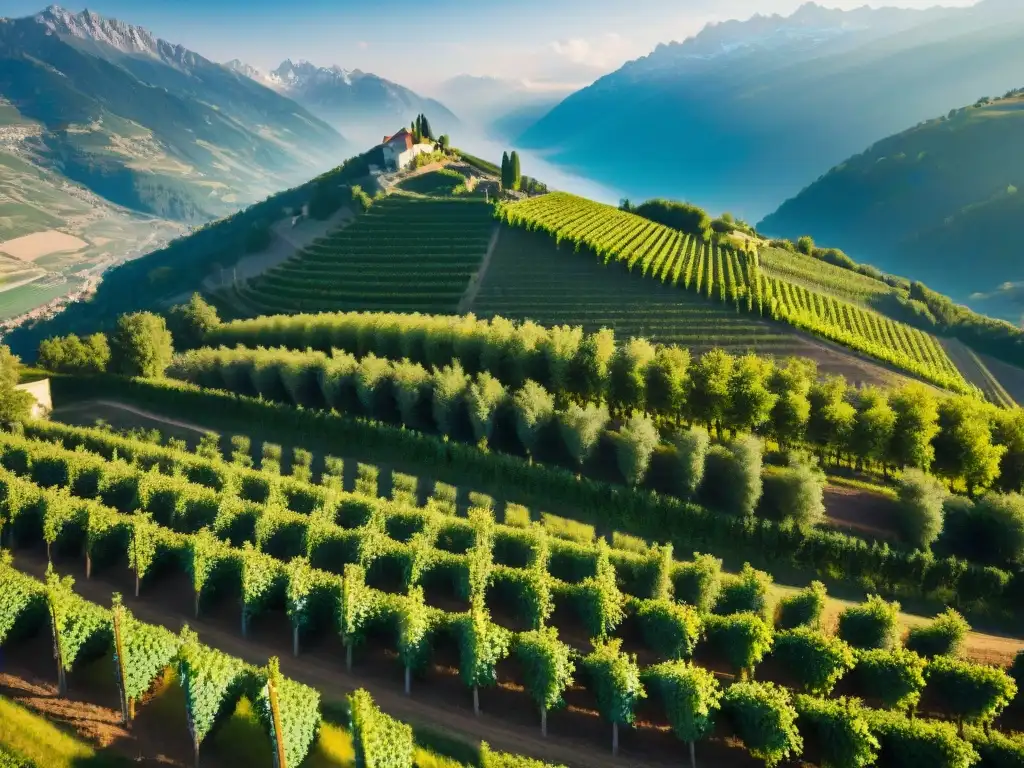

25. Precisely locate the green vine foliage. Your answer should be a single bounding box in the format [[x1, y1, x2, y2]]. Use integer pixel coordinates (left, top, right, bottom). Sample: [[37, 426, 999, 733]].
[[349, 688, 414, 768], [240, 543, 287, 622], [905, 608, 970, 659], [457, 606, 512, 690], [793, 694, 879, 768], [642, 661, 721, 745], [582, 639, 646, 727], [177, 626, 250, 747], [285, 556, 341, 636], [516, 626, 575, 714], [853, 648, 928, 711], [341, 564, 377, 650], [837, 595, 901, 650], [775, 581, 827, 630], [396, 586, 432, 674], [185, 528, 238, 612], [865, 708, 979, 768], [704, 613, 774, 678], [254, 657, 321, 768], [111, 593, 181, 703], [635, 600, 702, 660], [45, 566, 111, 672], [479, 741, 568, 767], [575, 539, 626, 640], [771, 627, 856, 695], [0, 552, 45, 643], [925, 655, 1017, 730], [722, 681, 803, 768]]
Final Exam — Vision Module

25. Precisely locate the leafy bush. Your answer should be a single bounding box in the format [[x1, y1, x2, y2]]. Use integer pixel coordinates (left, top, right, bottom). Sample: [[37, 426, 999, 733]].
[[635, 600, 702, 660], [895, 469, 948, 550], [853, 648, 928, 710], [703, 613, 773, 678], [837, 595, 901, 650], [715, 563, 772, 618], [794, 694, 879, 768], [905, 609, 969, 659], [771, 627, 856, 695], [925, 655, 1017, 732], [721, 681, 803, 767], [614, 413, 660, 486], [699, 436, 763, 517], [757, 454, 825, 530], [866, 708, 978, 768], [775, 581, 826, 630]]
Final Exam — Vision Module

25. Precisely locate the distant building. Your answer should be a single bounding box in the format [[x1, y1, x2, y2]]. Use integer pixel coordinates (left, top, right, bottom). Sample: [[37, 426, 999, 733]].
[[381, 128, 433, 171]]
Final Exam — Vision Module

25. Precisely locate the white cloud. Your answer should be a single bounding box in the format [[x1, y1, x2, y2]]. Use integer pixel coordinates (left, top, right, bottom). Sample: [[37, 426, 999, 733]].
[[549, 32, 637, 69], [357, 41, 369, 50]]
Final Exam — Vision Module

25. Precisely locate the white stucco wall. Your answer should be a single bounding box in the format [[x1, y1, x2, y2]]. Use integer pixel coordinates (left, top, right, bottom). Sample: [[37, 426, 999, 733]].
[[16, 378, 52, 418]]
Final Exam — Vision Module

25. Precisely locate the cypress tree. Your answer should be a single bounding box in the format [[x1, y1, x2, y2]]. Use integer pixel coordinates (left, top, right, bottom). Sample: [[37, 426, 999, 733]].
[[421, 114, 433, 141], [511, 151, 522, 190], [501, 152, 510, 189]]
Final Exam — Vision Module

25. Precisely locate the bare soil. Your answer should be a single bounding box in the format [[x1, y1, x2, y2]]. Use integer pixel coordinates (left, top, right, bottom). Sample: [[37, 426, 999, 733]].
[[0, 230, 88, 261]]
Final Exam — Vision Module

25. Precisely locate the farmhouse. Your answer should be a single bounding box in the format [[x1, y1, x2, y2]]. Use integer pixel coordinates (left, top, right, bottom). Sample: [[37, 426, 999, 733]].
[[381, 128, 433, 171]]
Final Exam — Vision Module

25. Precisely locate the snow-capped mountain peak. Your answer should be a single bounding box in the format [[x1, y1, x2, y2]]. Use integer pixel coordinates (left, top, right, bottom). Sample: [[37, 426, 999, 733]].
[[34, 5, 202, 70]]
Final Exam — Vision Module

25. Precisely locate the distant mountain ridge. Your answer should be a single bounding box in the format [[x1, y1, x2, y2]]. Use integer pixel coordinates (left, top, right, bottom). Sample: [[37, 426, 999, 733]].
[[515, 0, 1024, 221], [226, 57, 459, 147], [0, 5, 349, 223], [759, 88, 1024, 323]]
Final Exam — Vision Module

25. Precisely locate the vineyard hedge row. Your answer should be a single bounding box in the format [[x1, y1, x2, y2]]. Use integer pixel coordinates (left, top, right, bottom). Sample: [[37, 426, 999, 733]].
[[44, 373, 1024, 624], [201, 311, 1024, 496]]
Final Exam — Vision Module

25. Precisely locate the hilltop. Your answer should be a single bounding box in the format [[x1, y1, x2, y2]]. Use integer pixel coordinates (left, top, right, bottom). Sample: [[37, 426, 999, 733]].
[[759, 89, 1024, 324]]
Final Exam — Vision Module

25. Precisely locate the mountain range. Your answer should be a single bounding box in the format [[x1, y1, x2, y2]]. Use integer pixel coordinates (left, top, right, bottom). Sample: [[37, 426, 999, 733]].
[[225, 58, 459, 149], [759, 87, 1024, 323], [514, 0, 1024, 222], [0, 5, 349, 224]]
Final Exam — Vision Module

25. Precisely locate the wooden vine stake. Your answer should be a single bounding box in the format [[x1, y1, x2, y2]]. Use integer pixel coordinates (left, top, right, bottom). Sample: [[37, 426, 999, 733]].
[[266, 657, 288, 768], [111, 593, 132, 724]]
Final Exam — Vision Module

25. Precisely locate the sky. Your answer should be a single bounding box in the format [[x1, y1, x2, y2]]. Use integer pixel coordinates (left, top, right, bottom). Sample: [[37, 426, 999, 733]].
[[5, 0, 981, 92]]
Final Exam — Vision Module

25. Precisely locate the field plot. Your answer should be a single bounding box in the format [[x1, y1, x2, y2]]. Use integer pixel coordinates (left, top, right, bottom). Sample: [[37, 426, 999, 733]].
[[978, 352, 1024, 406], [396, 168, 468, 196], [472, 227, 908, 387], [501, 193, 968, 392], [0, 230, 87, 261], [0, 275, 82, 320], [941, 337, 1020, 407], [241, 196, 493, 315]]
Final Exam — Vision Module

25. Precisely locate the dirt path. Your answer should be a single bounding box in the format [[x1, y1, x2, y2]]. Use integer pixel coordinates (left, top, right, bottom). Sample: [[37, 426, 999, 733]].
[[8, 552, 749, 768], [457, 226, 501, 314], [55, 399, 215, 436], [942, 337, 1019, 407]]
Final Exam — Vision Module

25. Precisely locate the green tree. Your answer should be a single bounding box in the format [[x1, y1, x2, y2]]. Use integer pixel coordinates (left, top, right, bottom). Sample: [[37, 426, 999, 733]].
[[500, 152, 511, 189], [808, 376, 856, 464], [766, 358, 815, 449], [888, 384, 940, 471], [510, 151, 522, 190], [704, 613, 774, 680], [608, 337, 656, 414], [457, 606, 512, 715], [559, 402, 609, 470], [567, 328, 615, 401], [583, 639, 646, 756], [854, 647, 928, 711], [925, 656, 1017, 735], [671, 427, 710, 499], [645, 344, 690, 418], [796, 235, 815, 255], [513, 380, 554, 460], [37, 333, 110, 374], [722, 681, 803, 767], [993, 408, 1024, 493], [615, 413, 660, 487], [0, 345, 35, 423], [167, 293, 221, 351], [688, 349, 735, 433], [933, 396, 1005, 496], [642, 661, 721, 768], [699, 435, 764, 517], [516, 626, 575, 737], [775, 581, 826, 630], [849, 387, 896, 470], [110, 312, 174, 378], [420, 114, 433, 141], [894, 469, 947, 550], [727, 353, 777, 434]]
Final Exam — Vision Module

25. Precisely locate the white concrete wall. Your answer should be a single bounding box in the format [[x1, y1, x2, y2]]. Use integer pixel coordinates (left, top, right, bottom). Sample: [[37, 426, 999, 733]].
[[16, 378, 52, 418]]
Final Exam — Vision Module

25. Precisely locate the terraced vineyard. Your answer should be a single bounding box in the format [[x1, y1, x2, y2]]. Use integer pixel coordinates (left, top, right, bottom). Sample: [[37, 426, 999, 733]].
[[239, 195, 493, 315], [472, 227, 909, 387], [499, 193, 969, 393]]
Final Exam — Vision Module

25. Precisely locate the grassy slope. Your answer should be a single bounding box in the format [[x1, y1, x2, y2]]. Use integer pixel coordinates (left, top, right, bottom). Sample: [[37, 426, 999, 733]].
[[0, 695, 129, 768], [759, 91, 1024, 320]]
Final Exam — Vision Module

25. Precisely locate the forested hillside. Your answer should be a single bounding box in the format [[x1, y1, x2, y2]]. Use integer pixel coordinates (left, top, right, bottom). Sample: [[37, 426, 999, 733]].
[[760, 89, 1024, 324]]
